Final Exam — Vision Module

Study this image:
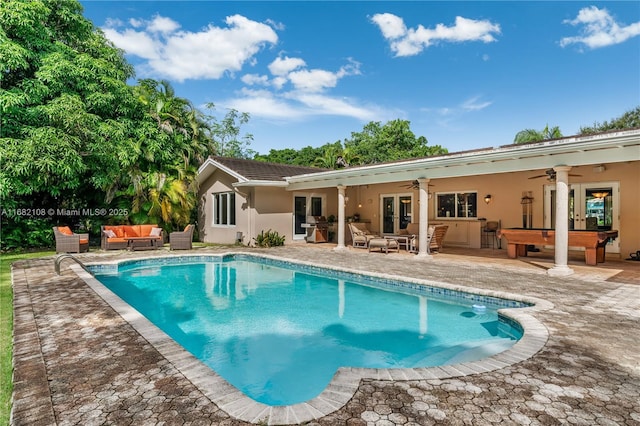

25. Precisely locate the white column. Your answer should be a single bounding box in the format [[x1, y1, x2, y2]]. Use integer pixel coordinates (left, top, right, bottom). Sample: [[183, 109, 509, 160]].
[[334, 185, 347, 251], [548, 166, 574, 276], [415, 178, 432, 259]]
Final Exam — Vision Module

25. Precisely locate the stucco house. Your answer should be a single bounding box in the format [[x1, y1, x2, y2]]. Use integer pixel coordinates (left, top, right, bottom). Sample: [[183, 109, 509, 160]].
[[197, 128, 640, 276]]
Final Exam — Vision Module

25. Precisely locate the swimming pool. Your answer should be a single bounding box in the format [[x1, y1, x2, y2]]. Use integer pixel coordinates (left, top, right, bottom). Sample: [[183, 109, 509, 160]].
[[91, 254, 529, 406]]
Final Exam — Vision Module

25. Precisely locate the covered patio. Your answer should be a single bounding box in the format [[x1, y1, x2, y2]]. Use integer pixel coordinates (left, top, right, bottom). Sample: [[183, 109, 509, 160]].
[[285, 129, 640, 276]]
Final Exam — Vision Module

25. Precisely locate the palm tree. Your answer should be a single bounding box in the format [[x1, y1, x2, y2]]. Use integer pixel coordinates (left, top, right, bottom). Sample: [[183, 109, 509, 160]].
[[514, 124, 562, 144], [126, 165, 198, 229]]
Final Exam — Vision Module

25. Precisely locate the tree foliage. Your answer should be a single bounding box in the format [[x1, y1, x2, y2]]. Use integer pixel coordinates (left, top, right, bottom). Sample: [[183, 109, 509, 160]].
[[0, 0, 239, 248], [513, 124, 563, 144], [255, 119, 447, 167], [579, 106, 640, 135]]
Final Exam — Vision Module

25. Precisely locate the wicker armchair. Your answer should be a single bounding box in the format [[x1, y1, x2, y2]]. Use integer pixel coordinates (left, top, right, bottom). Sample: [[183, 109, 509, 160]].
[[53, 226, 89, 253], [169, 224, 194, 250]]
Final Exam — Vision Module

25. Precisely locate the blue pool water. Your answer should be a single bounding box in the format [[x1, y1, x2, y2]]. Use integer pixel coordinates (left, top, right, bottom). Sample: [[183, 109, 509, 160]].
[[92, 256, 525, 406]]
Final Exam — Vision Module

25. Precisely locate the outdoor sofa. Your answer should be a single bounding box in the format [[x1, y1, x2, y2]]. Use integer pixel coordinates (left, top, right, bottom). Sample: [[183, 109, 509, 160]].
[[101, 224, 163, 250]]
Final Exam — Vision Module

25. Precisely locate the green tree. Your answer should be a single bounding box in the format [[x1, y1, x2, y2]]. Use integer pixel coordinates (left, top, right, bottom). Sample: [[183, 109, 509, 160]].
[[0, 0, 216, 245], [204, 104, 255, 159], [513, 124, 562, 144], [579, 106, 640, 135], [344, 119, 447, 164], [0, 0, 147, 247]]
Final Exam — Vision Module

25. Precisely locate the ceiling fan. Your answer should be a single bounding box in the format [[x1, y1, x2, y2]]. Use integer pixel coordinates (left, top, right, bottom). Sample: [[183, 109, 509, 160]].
[[528, 169, 582, 181], [401, 180, 434, 189]]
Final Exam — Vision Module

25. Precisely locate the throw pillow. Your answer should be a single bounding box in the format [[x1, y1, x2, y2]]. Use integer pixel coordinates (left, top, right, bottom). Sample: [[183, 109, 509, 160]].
[[58, 226, 73, 235], [150, 227, 162, 237], [104, 229, 116, 238]]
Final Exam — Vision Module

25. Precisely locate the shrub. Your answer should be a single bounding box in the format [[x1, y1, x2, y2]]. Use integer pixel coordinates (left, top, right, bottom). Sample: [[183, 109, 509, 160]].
[[253, 229, 285, 248]]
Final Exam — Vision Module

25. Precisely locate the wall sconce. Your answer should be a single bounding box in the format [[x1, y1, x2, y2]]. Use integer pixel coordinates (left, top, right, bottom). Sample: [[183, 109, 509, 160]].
[[484, 194, 492, 204], [344, 196, 349, 204], [593, 164, 606, 173]]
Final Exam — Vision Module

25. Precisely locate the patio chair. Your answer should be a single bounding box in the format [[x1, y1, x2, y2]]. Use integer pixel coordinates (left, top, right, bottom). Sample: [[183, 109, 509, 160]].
[[53, 226, 89, 253], [431, 225, 449, 253], [408, 225, 435, 254], [348, 222, 379, 249], [170, 224, 194, 250]]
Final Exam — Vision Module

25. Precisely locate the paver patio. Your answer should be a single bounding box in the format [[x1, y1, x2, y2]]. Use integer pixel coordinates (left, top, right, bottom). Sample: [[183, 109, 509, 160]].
[[11, 245, 640, 425]]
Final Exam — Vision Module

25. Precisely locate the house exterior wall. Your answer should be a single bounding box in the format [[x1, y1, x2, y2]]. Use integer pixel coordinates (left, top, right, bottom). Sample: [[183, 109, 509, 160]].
[[336, 161, 639, 257], [198, 172, 339, 245], [197, 157, 638, 257], [198, 170, 250, 245], [252, 187, 295, 244]]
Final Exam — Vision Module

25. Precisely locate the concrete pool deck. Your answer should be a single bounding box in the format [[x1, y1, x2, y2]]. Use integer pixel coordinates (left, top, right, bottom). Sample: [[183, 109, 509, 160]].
[[11, 245, 640, 425]]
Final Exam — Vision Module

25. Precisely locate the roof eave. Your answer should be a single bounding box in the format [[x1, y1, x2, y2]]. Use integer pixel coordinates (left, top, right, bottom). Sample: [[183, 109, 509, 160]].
[[233, 180, 288, 188]]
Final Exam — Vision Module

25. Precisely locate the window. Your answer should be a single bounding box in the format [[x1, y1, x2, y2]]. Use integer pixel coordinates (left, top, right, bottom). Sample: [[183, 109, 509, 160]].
[[213, 192, 236, 226], [310, 196, 322, 216], [436, 192, 477, 218]]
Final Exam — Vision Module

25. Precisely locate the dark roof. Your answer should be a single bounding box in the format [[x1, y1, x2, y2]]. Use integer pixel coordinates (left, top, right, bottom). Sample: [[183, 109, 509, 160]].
[[212, 156, 327, 181]]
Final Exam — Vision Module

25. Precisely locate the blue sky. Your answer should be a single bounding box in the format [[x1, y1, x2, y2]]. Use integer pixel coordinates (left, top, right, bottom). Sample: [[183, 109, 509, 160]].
[[80, 1, 640, 155]]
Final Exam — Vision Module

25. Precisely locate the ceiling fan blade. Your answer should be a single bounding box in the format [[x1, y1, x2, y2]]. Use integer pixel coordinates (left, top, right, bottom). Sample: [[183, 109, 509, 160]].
[[528, 175, 547, 179]]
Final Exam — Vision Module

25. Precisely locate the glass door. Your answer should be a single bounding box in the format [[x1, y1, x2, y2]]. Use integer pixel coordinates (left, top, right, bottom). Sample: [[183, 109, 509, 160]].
[[293, 196, 307, 240], [380, 194, 412, 234], [544, 182, 619, 253]]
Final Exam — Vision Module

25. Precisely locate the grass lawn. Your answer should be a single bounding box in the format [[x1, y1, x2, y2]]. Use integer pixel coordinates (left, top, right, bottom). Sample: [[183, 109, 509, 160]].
[[1, 251, 54, 426]]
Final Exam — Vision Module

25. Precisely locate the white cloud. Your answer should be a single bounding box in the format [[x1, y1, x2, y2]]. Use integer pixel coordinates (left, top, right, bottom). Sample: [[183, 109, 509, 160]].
[[241, 74, 270, 86], [371, 13, 501, 57], [268, 56, 306, 76], [224, 88, 306, 120], [288, 69, 340, 92], [146, 15, 181, 34], [461, 96, 492, 111], [370, 13, 407, 39], [560, 6, 640, 49], [102, 14, 278, 81], [102, 28, 160, 60]]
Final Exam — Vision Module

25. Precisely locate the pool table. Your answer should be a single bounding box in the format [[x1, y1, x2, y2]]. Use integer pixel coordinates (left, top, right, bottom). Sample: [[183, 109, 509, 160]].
[[497, 228, 619, 266]]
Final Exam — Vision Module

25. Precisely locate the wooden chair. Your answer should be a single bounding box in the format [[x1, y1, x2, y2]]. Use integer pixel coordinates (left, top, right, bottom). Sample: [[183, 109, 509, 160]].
[[53, 226, 89, 253], [169, 224, 194, 250], [430, 225, 449, 253]]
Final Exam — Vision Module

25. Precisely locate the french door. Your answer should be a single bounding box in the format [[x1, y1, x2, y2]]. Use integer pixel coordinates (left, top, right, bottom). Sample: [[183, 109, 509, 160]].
[[544, 182, 619, 253], [379, 193, 413, 234]]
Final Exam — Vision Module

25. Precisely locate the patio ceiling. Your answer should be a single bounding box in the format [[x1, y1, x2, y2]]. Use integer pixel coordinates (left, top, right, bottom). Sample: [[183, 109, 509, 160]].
[[285, 129, 640, 190]]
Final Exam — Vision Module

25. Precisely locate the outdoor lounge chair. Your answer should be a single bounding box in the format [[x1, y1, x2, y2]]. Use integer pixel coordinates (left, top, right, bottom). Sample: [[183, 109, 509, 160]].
[[404, 223, 447, 253], [53, 226, 89, 253], [170, 224, 194, 250], [431, 225, 449, 252], [348, 222, 379, 249]]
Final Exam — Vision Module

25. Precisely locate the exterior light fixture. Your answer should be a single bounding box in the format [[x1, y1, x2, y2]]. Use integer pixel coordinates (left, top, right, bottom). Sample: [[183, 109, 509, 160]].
[[591, 191, 609, 199], [484, 194, 492, 204]]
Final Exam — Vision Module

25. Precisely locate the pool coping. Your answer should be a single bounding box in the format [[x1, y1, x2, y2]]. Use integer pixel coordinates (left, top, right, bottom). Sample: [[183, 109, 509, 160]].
[[75, 252, 553, 425]]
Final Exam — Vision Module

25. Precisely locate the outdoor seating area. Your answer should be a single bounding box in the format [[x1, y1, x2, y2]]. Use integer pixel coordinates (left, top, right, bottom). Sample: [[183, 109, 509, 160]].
[[101, 224, 164, 251], [347, 222, 449, 254]]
